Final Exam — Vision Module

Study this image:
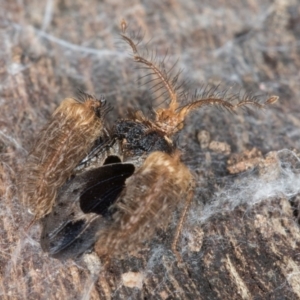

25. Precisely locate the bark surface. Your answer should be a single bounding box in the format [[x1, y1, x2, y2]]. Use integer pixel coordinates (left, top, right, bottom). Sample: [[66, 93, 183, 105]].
[[1, 1, 300, 299]]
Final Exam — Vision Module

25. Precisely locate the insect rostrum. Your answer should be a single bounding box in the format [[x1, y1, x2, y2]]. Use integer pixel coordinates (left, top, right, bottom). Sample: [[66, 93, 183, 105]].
[[20, 22, 278, 260]]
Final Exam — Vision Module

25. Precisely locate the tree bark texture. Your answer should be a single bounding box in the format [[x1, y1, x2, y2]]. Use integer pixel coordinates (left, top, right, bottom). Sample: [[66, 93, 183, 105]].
[[1, 0, 300, 299]]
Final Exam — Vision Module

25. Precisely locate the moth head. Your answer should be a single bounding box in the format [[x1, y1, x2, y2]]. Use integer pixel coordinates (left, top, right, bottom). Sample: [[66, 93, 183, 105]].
[[155, 105, 185, 136]]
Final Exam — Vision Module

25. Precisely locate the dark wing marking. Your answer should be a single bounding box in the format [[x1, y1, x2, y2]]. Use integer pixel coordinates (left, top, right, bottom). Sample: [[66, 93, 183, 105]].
[[80, 163, 135, 216], [40, 162, 134, 259], [103, 155, 122, 165], [41, 217, 106, 259], [44, 219, 85, 256]]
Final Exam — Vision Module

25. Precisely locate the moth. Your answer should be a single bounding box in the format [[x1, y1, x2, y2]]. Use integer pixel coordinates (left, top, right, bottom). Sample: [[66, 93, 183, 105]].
[[20, 21, 278, 260]]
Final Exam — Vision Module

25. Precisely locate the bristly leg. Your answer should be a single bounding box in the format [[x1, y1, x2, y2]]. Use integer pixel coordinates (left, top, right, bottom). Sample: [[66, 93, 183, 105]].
[[172, 189, 195, 262]]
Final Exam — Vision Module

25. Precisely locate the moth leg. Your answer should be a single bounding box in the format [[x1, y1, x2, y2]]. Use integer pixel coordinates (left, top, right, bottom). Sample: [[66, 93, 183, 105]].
[[95, 151, 194, 259], [172, 189, 194, 262]]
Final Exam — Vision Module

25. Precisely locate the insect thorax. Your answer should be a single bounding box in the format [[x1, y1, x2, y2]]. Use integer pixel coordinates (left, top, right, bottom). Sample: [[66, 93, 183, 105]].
[[115, 119, 174, 158]]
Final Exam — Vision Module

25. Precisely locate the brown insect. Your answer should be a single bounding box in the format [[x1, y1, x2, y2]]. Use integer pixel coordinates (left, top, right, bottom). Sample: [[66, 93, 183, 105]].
[[20, 21, 278, 260]]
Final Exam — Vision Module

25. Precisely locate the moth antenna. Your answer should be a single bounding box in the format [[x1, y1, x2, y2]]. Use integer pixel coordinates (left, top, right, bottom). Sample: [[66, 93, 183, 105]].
[[120, 24, 178, 110], [177, 94, 279, 125], [120, 19, 127, 34], [120, 23, 279, 138], [266, 95, 279, 105]]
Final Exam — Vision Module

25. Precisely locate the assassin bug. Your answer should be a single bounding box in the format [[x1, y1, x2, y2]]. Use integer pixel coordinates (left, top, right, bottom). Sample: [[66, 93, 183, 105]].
[[20, 21, 278, 260]]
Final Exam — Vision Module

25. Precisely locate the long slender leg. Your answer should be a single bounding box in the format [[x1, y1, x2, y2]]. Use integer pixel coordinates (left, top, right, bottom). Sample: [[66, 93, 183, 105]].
[[172, 189, 194, 262]]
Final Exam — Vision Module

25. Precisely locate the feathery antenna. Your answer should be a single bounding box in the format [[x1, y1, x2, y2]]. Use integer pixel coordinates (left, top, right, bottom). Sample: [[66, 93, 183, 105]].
[[120, 20, 278, 136]]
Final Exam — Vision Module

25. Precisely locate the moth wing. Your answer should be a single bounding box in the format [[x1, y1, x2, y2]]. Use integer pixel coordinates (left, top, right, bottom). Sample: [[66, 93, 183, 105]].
[[80, 163, 135, 216], [76, 136, 111, 169], [41, 162, 135, 259]]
